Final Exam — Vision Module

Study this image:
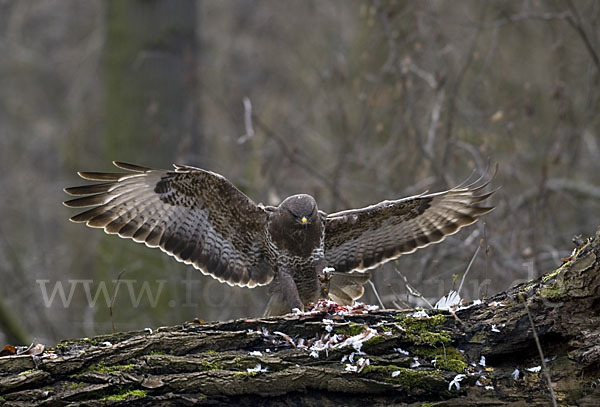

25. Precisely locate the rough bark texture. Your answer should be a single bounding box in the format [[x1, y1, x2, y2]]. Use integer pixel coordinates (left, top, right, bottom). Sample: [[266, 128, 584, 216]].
[[2, 227, 600, 406]]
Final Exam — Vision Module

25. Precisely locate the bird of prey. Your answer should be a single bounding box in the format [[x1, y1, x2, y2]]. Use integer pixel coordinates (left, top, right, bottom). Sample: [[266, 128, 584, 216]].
[[64, 162, 495, 316]]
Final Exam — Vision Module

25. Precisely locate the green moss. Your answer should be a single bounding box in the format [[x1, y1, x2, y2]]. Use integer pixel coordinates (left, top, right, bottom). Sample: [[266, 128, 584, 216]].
[[541, 266, 564, 282], [518, 281, 538, 294], [204, 350, 218, 355], [233, 370, 258, 377], [18, 369, 35, 375], [540, 283, 567, 299], [336, 322, 366, 336], [200, 359, 222, 371], [56, 337, 101, 353], [101, 389, 147, 401], [364, 335, 386, 346], [65, 382, 88, 390], [362, 365, 442, 389], [396, 314, 452, 346], [232, 357, 244, 368], [87, 361, 134, 374], [413, 346, 467, 373], [148, 350, 165, 356]]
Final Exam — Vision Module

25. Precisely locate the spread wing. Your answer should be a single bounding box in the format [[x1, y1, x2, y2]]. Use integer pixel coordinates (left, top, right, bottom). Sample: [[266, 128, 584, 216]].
[[324, 171, 496, 273], [64, 162, 274, 288]]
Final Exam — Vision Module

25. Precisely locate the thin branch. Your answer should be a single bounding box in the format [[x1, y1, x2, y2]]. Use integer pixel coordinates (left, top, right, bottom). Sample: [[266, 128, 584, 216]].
[[394, 267, 435, 309], [201, 85, 351, 208], [565, 0, 600, 72], [250, 113, 352, 208], [237, 96, 255, 144], [522, 295, 558, 407], [511, 178, 600, 210], [457, 243, 481, 297], [367, 280, 385, 309]]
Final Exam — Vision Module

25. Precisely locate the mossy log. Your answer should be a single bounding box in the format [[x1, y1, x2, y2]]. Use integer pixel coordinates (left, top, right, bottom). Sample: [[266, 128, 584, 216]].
[[2, 227, 600, 406]]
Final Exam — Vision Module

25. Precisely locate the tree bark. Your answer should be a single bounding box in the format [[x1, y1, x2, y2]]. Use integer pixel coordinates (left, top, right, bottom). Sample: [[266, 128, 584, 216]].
[[2, 227, 600, 406]]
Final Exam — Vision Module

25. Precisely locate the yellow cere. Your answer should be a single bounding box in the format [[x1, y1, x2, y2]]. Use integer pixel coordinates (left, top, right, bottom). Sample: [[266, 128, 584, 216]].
[[301, 216, 308, 224]]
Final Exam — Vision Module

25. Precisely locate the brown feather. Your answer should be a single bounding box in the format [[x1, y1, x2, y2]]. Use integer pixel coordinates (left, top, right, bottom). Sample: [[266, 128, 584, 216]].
[[64, 162, 274, 288]]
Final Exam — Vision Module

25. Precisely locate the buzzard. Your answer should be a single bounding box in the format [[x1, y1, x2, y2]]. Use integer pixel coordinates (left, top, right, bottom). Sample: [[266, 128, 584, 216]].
[[64, 162, 495, 315]]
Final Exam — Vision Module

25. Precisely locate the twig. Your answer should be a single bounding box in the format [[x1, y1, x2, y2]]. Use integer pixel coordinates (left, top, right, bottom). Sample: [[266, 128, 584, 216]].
[[521, 294, 558, 407], [457, 243, 481, 297], [387, 283, 411, 309], [483, 223, 490, 298], [367, 280, 385, 309], [565, 0, 600, 71], [250, 113, 352, 208], [394, 267, 434, 309], [237, 96, 255, 144], [201, 84, 351, 208]]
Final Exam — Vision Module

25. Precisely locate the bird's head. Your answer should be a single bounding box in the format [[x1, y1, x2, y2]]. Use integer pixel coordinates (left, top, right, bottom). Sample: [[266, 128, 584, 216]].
[[279, 194, 318, 226]]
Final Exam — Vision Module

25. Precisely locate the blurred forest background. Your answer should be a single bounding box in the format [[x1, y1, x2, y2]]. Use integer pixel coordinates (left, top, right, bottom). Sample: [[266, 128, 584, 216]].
[[1, 0, 599, 346]]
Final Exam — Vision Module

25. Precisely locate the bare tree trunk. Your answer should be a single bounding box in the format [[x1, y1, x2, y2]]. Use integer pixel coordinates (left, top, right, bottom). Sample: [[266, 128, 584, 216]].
[[104, 0, 200, 164], [2, 226, 600, 406]]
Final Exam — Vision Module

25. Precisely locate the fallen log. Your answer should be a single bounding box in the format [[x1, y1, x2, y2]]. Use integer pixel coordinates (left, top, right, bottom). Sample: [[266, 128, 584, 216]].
[[2, 227, 600, 406]]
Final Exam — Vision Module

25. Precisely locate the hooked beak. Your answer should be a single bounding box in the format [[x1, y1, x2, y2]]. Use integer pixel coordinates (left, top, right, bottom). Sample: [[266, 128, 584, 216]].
[[300, 216, 308, 225]]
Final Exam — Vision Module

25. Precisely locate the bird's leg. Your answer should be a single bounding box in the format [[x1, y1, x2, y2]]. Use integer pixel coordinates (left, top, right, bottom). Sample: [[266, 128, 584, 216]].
[[279, 271, 304, 312], [318, 266, 334, 298]]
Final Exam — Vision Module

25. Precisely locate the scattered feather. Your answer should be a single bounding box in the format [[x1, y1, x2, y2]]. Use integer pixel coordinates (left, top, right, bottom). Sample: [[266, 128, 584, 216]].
[[333, 327, 378, 352], [357, 357, 370, 373], [248, 351, 262, 356], [409, 310, 429, 318], [435, 290, 462, 310], [491, 324, 500, 333], [479, 356, 486, 366], [511, 368, 520, 380], [247, 363, 268, 373], [273, 331, 295, 347], [527, 366, 541, 373], [449, 374, 466, 391]]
